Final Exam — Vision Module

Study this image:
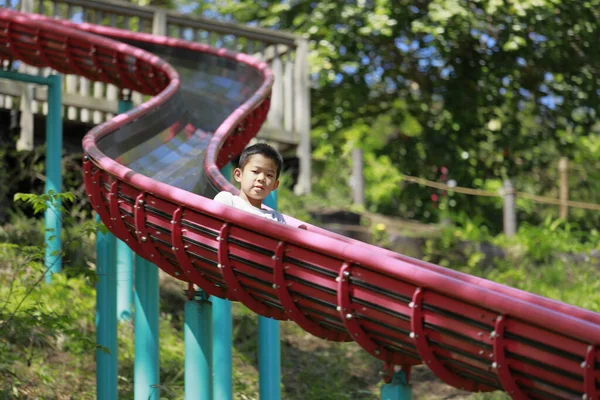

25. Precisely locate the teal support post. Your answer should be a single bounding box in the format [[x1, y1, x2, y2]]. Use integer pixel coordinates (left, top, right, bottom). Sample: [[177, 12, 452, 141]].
[[95, 215, 118, 400], [116, 98, 134, 320], [211, 296, 232, 400], [185, 290, 212, 400], [134, 255, 160, 400], [381, 371, 412, 400], [44, 74, 63, 282], [213, 163, 233, 400], [0, 72, 63, 283], [259, 190, 281, 400], [116, 240, 133, 320]]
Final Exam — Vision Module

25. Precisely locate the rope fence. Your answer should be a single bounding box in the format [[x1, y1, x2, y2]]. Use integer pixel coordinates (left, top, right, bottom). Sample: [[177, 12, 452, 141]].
[[349, 150, 598, 236], [399, 174, 600, 212]]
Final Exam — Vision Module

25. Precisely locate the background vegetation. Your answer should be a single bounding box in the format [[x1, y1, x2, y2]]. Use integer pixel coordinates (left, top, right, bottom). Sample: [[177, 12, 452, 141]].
[[1, 0, 600, 398], [185, 0, 600, 234]]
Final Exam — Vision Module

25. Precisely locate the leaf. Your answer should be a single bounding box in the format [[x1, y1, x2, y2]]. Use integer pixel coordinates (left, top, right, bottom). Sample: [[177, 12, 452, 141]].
[[503, 35, 526, 51]]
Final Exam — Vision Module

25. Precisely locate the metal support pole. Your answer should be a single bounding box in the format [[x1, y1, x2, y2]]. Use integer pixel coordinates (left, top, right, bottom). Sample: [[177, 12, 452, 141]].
[[212, 296, 232, 400], [213, 163, 233, 400], [116, 98, 134, 321], [134, 255, 160, 400], [185, 290, 212, 400], [0, 71, 65, 282], [259, 190, 281, 400], [116, 240, 133, 321], [44, 75, 63, 282], [381, 370, 412, 400], [95, 215, 118, 400]]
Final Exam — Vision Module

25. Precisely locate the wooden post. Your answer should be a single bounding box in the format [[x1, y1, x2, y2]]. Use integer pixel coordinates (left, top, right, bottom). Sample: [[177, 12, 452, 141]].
[[153, 9, 168, 36], [503, 180, 517, 237], [352, 148, 365, 207], [294, 39, 311, 195], [17, 0, 35, 151], [16, 85, 34, 151], [559, 157, 569, 220], [79, 77, 91, 123], [283, 52, 294, 134], [267, 53, 283, 129]]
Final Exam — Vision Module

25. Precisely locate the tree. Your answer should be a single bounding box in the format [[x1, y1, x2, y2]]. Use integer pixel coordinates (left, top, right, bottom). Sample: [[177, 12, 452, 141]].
[[189, 0, 600, 233]]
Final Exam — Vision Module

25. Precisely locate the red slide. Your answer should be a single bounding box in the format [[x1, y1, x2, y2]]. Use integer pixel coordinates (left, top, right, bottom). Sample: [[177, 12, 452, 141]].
[[0, 8, 598, 400]]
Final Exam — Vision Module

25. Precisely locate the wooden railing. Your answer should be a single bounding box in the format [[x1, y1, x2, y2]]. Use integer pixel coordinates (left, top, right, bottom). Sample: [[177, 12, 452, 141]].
[[0, 0, 311, 193]]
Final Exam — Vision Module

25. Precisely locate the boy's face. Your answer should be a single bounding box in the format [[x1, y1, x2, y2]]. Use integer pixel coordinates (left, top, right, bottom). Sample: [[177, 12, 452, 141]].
[[234, 154, 280, 208]]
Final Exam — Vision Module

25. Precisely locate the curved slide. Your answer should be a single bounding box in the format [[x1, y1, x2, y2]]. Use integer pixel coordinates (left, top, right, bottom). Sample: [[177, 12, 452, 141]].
[[1, 9, 599, 400]]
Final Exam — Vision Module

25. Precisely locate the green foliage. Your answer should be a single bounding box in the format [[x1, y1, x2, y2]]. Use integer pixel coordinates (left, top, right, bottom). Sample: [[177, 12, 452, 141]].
[[0, 141, 93, 226], [0, 191, 101, 397], [277, 171, 354, 220], [422, 216, 600, 312], [194, 0, 600, 233], [14, 191, 75, 215], [0, 244, 97, 398]]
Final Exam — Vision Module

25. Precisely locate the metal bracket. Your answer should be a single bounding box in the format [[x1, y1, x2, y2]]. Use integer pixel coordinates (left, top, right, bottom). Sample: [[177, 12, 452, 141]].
[[410, 288, 477, 391], [108, 181, 142, 254], [272, 241, 341, 339], [337, 262, 395, 362], [113, 51, 135, 91], [34, 28, 52, 67], [5, 22, 26, 63], [184, 282, 210, 302], [89, 44, 114, 84], [133, 192, 178, 277], [83, 156, 111, 225], [493, 315, 528, 400], [380, 367, 412, 399], [217, 223, 273, 316], [380, 363, 400, 384], [133, 58, 153, 94], [64, 37, 86, 77], [584, 344, 598, 400], [171, 207, 225, 298]]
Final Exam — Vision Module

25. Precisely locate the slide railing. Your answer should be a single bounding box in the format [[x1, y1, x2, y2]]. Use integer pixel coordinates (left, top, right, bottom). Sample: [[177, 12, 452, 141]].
[[0, 8, 598, 400], [1, 0, 311, 192]]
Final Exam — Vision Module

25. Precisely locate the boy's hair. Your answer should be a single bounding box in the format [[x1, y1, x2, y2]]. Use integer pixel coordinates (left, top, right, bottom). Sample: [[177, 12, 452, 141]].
[[238, 143, 283, 179]]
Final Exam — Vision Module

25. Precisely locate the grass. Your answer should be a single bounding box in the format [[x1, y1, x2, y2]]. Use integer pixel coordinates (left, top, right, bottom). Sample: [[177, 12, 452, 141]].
[[2, 212, 598, 399]]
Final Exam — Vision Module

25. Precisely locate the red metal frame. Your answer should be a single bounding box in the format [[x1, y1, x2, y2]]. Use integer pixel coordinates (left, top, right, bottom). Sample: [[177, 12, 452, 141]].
[[133, 192, 180, 278], [410, 288, 482, 392], [171, 207, 225, 298], [33, 28, 52, 67], [108, 181, 142, 254], [273, 241, 349, 341], [584, 345, 598, 400], [217, 223, 280, 318], [83, 157, 112, 225], [113, 51, 137, 91], [493, 315, 528, 399], [337, 263, 414, 365], [3, 8, 600, 398]]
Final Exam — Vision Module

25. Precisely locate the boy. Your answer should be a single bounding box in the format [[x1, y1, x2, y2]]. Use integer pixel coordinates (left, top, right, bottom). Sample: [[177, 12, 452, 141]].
[[214, 143, 286, 224]]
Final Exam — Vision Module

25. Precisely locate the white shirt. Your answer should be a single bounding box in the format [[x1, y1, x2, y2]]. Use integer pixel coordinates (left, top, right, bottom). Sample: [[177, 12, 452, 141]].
[[213, 191, 286, 224]]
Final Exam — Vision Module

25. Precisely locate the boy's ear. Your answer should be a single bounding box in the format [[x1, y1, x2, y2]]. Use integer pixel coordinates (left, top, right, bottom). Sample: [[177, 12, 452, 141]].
[[273, 180, 280, 190], [233, 168, 242, 182]]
